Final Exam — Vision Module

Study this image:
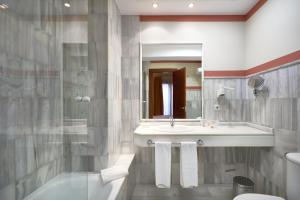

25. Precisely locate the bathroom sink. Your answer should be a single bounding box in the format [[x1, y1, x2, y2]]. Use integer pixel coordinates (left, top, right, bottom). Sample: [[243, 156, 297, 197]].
[[150, 125, 194, 133], [134, 122, 274, 147]]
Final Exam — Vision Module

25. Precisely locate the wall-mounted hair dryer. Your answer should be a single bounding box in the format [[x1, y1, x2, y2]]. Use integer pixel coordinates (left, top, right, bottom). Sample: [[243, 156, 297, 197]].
[[216, 85, 235, 99], [215, 85, 235, 110]]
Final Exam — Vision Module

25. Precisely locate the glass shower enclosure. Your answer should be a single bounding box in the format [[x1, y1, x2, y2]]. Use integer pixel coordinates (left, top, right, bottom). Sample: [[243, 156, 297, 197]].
[[0, 0, 93, 199]]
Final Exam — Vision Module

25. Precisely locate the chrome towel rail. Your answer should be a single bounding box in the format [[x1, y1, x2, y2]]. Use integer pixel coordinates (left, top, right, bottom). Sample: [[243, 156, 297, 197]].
[[147, 139, 204, 146]]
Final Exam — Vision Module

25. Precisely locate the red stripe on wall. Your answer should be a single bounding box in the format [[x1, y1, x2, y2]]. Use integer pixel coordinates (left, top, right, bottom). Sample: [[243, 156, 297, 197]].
[[245, 50, 300, 76], [246, 0, 268, 20], [204, 50, 300, 77], [151, 60, 201, 64], [204, 70, 246, 77], [186, 86, 202, 90]]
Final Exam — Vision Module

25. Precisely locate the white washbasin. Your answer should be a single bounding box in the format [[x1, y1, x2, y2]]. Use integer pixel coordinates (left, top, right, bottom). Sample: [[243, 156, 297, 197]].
[[134, 122, 274, 147], [150, 125, 194, 133]]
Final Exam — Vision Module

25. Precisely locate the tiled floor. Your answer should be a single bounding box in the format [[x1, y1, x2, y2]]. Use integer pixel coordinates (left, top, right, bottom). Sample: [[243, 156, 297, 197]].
[[131, 184, 233, 200]]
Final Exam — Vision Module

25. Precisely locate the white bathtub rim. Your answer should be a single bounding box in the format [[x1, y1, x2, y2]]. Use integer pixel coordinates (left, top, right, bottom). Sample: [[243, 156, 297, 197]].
[[23, 154, 135, 200]]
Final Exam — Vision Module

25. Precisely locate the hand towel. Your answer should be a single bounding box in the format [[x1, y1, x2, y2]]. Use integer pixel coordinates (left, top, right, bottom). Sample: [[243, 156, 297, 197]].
[[180, 142, 198, 188], [155, 142, 172, 188], [100, 166, 128, 184]]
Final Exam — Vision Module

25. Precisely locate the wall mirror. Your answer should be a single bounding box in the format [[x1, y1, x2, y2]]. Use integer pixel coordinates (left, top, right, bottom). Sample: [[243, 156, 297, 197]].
[[140, 44, 203, 120]]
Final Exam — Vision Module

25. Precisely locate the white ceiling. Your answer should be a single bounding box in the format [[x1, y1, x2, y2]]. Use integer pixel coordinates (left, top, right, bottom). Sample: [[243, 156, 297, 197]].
[[116, 0, 259, 15], [63, 0, 88, 15]]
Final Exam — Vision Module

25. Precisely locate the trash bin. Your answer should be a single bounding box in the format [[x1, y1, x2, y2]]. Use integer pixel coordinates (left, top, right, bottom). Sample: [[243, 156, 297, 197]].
[[232, 176, 255, 198]]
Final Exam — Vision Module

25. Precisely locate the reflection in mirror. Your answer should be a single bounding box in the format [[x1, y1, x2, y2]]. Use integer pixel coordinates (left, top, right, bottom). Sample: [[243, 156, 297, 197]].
[[63, 43, 89, 136], [141, 44, 203, 119]]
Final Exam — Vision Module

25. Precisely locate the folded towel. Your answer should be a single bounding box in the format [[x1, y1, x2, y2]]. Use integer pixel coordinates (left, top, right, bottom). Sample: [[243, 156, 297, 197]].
[[155, 142, 172, 188], [180, 142, 198, 188], [82, 96, 91, 102], [100, 166, 128, 184]]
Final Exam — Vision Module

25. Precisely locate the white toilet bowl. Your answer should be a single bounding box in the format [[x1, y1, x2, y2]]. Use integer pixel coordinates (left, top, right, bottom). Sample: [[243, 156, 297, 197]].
[[233, 193, 285, 200]]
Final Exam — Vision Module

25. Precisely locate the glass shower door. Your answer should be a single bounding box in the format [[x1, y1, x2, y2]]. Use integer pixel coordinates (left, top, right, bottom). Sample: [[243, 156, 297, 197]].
[[62, 1, 90, 200]]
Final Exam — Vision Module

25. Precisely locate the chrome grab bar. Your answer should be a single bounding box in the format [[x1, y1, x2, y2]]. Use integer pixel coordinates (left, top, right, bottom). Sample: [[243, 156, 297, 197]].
[[147, 139, 204, 146]]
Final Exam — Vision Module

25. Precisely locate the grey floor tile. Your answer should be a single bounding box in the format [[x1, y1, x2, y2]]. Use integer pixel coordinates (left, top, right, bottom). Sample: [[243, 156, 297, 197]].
[[131, 184, 233, 200]]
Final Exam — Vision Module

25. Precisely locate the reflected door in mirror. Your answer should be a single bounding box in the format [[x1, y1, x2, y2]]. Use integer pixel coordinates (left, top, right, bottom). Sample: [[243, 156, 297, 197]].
[[149, 69, 176, 118], [173, 68, 186, 118]]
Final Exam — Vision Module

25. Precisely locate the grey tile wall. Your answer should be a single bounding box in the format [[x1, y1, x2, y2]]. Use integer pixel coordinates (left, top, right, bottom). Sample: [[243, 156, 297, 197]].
[[116, 157, 136, 200], [107, 0, 123, 165], [66, 0, 123, 171], [87, 0, 110, 171], [121, 16, 140, 153], [135, 147, 248, 186], [245, 62, 300, 198], [201, 64, 300, 198], [0, 0, 64, 199], [186, 90, 202, 119], [203, 78, 247, 122]]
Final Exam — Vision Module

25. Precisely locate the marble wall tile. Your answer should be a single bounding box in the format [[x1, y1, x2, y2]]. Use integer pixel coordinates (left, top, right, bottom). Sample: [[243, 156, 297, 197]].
[[0, 137, 15, 190], [274, 129, 297, 157], [82, 0, 123, 170], [0, 184, 15, 200], [244, 62, 300, 198], [121, 16, 140, 153], [135, 147, 248, 185], [116, 157, 137, 200], [203, 78, 248, 122], [0, 0, 66, 199], [190, 63, 300, 197], [186, 90, 202, 118], [298, 98, 300, 151]]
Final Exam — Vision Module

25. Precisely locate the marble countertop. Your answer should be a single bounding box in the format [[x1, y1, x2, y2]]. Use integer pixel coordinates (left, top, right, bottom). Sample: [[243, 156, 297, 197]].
[[134, 122, 274, 147], [134, 122, 273, 136]]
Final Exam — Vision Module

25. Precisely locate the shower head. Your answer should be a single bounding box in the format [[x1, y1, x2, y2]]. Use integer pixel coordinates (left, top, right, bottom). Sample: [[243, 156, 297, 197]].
[[248, 75, 265, 89]]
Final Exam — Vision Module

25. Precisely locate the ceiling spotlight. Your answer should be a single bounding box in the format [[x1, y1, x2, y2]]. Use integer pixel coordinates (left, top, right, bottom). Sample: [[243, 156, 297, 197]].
[[152, 2, 158, 8], [188, 3, 194, 8], [0, 4, 8, 9], [64, 2, 71, 8]]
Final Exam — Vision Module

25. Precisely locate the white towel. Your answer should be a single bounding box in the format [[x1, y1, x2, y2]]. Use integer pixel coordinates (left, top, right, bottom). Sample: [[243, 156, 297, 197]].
[[155, 142, 172, 188], [100, 166, 128, 184], [180, 142, 198, 188]]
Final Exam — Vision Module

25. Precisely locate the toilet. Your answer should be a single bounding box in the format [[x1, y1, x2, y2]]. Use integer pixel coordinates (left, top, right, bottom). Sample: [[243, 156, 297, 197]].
[[234, 153, 300, 200]]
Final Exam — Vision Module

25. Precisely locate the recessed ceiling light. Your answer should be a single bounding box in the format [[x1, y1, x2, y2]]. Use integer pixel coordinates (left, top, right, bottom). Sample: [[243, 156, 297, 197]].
[[152, 2, 158, 8], [188, 3, 194, 8], [64, 2, 71, 8], [0, 4, 8, 9]]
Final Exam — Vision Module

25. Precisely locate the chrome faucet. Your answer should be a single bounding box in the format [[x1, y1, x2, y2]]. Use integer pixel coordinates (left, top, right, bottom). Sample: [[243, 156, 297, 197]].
[[170, 116, 175, 127]]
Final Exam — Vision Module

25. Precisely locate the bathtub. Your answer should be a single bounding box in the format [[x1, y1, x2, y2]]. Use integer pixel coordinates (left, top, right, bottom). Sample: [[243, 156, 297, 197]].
[[24, 154, 135, 200]]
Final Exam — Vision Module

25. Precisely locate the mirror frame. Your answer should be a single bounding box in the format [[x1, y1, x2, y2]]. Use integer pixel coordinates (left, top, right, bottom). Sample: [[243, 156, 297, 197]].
[[139, 43, 204, 122]]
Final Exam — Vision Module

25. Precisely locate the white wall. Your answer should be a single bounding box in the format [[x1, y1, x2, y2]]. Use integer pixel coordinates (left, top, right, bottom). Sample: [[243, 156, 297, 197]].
[[142, 44, 202, 61], [148, 62, 202, 86], [141, 22, 246, 70], [245, 0, 300, 68]]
